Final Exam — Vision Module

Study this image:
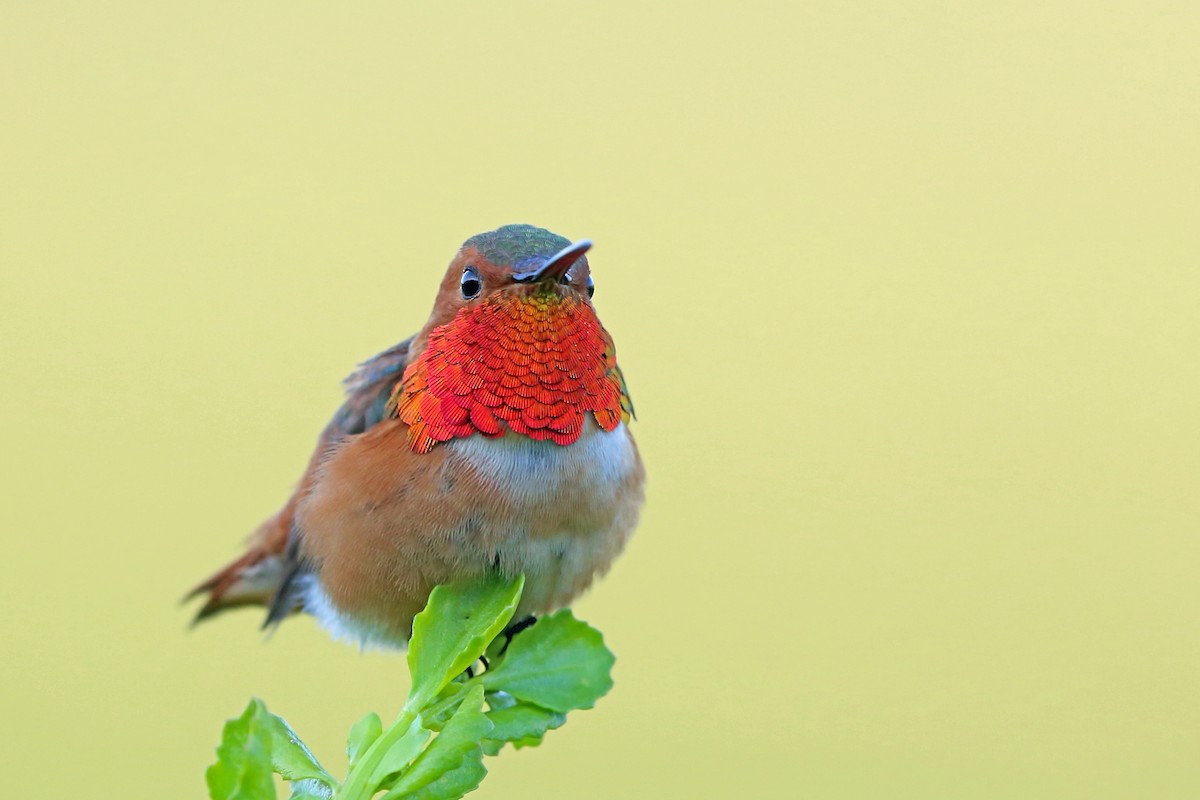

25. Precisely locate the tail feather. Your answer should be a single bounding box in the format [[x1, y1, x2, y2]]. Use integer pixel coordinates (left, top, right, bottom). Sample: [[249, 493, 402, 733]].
[[188, 505, 299, 626], [186, 548, 286, 625]]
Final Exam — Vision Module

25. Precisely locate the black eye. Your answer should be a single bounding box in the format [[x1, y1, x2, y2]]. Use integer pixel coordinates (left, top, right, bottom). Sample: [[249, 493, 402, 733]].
[[586, 274, 595, 298], [460, 267, 482, 299]]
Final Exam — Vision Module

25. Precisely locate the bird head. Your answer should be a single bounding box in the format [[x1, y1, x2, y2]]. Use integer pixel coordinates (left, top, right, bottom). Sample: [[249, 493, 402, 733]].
[[392, 225, 631, 453]]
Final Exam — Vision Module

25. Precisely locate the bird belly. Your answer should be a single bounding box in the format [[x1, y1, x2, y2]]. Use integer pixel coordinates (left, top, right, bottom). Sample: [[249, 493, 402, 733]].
[[447, 419, 644, 615], [298, 418, 643, 648]]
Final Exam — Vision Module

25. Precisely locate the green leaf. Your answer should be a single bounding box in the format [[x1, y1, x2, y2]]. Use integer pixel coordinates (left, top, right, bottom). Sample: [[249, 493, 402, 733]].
[[484, 690, 517, 711], [370, 713, 431, 788], [346, 712, 382, 770], [257, 705, 335, 788], [480, 610, 615, 713], [385, 757, 487, 800], [406, 574, 524, 710], [286, 779, 333, 800], [209, 577, 622, 800], [420, 684, 471, 732], [384, 684, 493, 799], [206, 700, 276, 800], [481, 700, 566, 754]]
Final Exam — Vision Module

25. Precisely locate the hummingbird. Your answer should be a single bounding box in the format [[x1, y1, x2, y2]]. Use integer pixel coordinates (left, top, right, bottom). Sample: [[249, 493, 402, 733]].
[[188, 224, 644, 648]]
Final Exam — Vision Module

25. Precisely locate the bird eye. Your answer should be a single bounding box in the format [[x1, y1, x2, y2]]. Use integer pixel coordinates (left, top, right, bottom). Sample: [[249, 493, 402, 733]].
[[586, 274, 595, 298], [460, 267, 482, 299]]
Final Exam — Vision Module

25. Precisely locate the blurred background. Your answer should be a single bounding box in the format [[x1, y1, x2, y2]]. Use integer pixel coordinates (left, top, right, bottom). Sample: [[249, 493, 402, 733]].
[[2, 2, 1197, 797]]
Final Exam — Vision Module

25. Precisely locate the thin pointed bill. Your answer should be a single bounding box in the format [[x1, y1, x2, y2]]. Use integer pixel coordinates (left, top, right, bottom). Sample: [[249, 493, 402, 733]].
[[512, 239, 592, 283]]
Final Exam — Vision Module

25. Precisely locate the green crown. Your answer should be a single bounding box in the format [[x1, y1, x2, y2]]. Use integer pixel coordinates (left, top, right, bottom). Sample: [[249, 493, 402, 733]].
[[465, 224, 570, 265]]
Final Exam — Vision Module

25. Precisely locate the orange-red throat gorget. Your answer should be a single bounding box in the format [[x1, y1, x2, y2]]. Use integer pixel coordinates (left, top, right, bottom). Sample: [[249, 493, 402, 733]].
[[392, 280, 633, 453]]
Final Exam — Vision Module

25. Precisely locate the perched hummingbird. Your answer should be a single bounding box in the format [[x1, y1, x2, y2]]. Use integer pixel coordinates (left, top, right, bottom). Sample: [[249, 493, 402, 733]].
[[189, 225, 644, 648]]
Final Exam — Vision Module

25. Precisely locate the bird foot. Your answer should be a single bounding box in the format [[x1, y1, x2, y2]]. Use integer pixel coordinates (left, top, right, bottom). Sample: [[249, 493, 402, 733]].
[[498, 615, 537, 656], [463, 655, 490, 680], [463, 615, 538, 679]]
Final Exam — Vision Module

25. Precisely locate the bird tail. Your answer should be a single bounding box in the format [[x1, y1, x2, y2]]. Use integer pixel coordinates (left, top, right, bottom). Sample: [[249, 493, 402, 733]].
[[185, 510, 296, 625], [185, 546, 287, 624]]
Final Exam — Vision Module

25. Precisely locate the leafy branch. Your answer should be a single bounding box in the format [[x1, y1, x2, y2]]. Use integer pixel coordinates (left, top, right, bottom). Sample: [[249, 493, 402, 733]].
[[206, 575, 615, 800]]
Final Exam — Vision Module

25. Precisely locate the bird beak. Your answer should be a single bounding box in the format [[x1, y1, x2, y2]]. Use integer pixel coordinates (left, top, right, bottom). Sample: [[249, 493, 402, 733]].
[[512, 239, 592, 283]]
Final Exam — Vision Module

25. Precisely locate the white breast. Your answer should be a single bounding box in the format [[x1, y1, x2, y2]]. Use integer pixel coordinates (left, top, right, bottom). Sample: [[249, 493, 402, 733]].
[[452, 419, 639, 502], [447, 418, 643, 613]]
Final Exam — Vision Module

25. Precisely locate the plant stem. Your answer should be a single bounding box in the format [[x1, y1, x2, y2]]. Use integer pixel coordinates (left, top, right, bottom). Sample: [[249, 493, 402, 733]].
[[336, 708, 418, 800]]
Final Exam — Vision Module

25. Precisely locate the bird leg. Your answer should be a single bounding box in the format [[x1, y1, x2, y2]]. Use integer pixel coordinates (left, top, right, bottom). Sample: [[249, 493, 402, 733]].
[[463, 655, 490, 680], [498, 615, 538, 656]]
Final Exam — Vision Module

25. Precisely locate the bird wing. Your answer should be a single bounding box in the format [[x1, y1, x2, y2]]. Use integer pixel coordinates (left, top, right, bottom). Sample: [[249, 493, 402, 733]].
[[330, 335, 415, 436], [259, 335, 418, 624], [189, 335, 415, 623]]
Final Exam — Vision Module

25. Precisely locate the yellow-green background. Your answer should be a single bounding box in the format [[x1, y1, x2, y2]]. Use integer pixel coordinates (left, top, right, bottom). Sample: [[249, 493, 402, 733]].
[[2, 2, 1197, 797]]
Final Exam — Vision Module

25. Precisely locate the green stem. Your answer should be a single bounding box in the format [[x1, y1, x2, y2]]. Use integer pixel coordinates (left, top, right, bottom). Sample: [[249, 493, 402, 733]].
[[336, 707, 418, 800]]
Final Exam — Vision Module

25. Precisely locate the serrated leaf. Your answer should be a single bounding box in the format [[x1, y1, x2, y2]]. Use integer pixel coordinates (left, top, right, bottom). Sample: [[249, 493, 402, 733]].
[[406, 574, 524, 710], [346, 712, 382, 770], [482, 701, 566, 753], [257, 704, 334, 788], [480, 610, 614, 713], [370, 713, 431, 788], [385, 684, 493, 798], [206, 700, 276, 800]]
